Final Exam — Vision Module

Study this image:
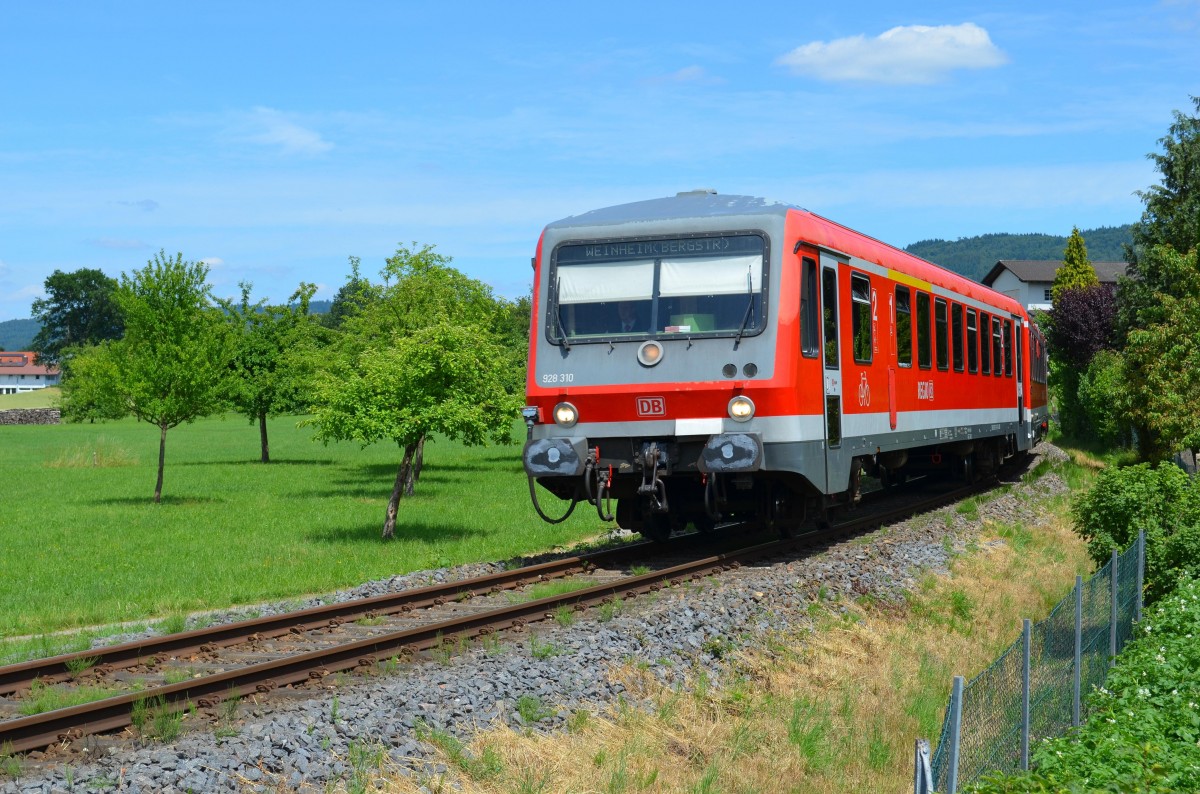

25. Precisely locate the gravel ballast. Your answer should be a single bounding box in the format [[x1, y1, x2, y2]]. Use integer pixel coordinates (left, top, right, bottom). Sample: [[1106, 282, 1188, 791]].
[[2, 446, 1071, 793]]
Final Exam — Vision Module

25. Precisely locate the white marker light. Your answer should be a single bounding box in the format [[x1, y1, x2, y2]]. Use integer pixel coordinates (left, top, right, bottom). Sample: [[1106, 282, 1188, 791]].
[[728, 395, 755, 422], [553, 401, 579, 427]]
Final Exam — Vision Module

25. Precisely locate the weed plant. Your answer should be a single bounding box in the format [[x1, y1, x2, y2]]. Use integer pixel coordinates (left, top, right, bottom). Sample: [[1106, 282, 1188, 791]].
[[528, 635, 565, 660], [0, 417, 608, 640]]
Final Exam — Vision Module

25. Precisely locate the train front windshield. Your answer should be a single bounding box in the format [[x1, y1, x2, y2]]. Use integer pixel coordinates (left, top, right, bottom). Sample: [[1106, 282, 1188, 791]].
[[548, 234, 767, 343]]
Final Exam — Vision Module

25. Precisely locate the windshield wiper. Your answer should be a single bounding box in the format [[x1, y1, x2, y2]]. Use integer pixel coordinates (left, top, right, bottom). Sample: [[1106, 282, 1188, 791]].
[[734, 268, 755, 349], [553, 279, 571, 351]]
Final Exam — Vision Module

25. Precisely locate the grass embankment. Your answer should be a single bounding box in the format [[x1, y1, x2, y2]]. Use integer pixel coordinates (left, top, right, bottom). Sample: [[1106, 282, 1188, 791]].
[[386, 457, 1095, 794], [0, 387, 60, 409], [0, 415, 607, 653]]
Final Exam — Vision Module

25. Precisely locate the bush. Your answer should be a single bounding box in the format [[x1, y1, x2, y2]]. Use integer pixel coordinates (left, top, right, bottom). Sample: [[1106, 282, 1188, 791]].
[[968, 575, 1200, 793], [1072, 463, 1200, 603], [1076, 350, 1130, 447]]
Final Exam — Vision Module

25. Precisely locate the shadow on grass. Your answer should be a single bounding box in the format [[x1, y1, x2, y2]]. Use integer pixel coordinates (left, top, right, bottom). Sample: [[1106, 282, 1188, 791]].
[[174, 458, 339, 467], [94, 494, 225, 506], [304, 520, 489, 545]]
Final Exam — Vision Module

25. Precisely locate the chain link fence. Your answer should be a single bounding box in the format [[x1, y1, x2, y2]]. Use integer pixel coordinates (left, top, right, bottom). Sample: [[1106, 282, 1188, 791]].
[[917, 532, 1144, 793]]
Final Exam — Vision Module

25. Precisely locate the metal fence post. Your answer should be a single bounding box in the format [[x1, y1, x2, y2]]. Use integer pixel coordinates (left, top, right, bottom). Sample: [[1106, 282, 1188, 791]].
[[1073, 575, 1083, 727], [947, 675, 964, 794], [1110, 548, 1119, 663], [914, 738, 934, 794], [1022, 618, 1031, 771], [1136, 530, 1145, 624]]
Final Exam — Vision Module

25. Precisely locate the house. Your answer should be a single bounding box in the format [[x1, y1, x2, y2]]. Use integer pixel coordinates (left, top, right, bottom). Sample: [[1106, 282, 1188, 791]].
[[981, 260, 1128, 311], [0, 352, 60, 394]]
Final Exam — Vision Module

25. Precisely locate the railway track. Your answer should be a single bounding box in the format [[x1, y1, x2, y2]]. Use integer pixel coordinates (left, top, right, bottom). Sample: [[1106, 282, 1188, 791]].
[[0, 476, 991, 755]]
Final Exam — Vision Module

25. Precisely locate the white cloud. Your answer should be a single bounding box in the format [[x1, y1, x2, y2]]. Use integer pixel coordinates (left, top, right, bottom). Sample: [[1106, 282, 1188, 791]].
[[244, 107, 333, 156], [201, 257, 225, 268], [776, 23, 1008, 84]]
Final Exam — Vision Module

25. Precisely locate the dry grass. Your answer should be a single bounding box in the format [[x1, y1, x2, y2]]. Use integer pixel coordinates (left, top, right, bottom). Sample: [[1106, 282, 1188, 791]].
[[357, 474, 1093, 794], [45, 436, 139, 468]]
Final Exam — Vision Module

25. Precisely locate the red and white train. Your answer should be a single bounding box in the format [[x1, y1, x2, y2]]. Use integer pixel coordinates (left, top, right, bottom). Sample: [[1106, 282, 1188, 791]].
[[522, 191, 1049, 539]]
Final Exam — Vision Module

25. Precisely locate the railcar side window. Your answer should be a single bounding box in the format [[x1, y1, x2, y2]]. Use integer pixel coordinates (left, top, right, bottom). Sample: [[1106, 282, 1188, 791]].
[[851, 273, 872, 364], [934, 298, 949, 371], [992, 317, 1003, 378], [896, 286, 912, 367], [966, 309, 978, 373], [1004, 320, 1014, 377], [980, 312, 991, 374], [822, 267, 839, 369], [916, 292, 932, 369], [800, 257, 819, 358], [951, 303, 964, 372], [826, 395, 842, 447]]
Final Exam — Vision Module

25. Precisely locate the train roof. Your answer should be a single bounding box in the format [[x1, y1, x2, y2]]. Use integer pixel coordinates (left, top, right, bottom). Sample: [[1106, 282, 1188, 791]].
[[544, 190, 797, 230], [543, 191, 1029, 321]]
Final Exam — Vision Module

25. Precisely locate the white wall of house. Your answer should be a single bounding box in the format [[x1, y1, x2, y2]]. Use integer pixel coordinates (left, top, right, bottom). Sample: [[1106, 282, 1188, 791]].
[[0, 373, 59, 393], [989, 270, 1052, 311]]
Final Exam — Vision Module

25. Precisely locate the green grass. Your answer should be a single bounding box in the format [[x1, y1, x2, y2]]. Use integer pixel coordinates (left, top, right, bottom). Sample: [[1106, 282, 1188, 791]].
[[18, 679, 127, 715], [0, 415, 608, 641], [0, 386, 59, 409]]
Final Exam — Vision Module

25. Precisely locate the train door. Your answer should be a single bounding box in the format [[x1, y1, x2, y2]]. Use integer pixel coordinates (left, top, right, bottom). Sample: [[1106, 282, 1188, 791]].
[[1015, 317, 1028, 450], [820, 254, 849, 492]]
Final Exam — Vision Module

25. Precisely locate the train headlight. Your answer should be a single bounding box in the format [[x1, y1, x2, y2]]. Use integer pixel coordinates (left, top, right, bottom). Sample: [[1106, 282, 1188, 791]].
[[637, 340, 664, 367], [727, 395, 755, 422], [553, 401, 579, 427]]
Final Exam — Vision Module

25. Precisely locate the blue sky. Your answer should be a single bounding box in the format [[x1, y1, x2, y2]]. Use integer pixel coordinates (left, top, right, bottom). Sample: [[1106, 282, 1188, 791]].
[[2, 2, 1197, 322]]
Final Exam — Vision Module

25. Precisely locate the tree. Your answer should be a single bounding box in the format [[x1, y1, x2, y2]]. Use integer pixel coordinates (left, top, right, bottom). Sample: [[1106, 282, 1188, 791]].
[[220, 281, 323, 462], [30, 268, 124, 366], [1045, 285, 1117, 371], [321, 256, 379, 329], [1111, 98, 1200, 459], [60, 251, 235, 502], [58, 341, 128, 423], [309, 243, 524, 538], [1129, 95, 1200, 264], [309, 322, 522, 538], [1051, 227, 1098, 305], [1120, 97, 1200, 342], [1121, 246, 1200, 461]]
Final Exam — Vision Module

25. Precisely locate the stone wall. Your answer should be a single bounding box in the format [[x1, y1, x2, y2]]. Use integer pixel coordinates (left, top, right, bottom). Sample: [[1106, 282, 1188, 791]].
[[0, 408, 61, 425]]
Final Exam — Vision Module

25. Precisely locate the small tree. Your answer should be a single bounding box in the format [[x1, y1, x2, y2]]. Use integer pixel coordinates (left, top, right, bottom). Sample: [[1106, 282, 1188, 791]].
[[60, 252, 235, 502], [30, 268, 124, 366], [1051, 227, 1099, 305], [220, 281, 323, 462], [309, 322, 521, 538]]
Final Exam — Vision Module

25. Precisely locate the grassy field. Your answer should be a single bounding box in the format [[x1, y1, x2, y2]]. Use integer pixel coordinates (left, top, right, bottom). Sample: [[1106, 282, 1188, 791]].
[[0, 414, 608, 641], [0, 386, 59, 409]]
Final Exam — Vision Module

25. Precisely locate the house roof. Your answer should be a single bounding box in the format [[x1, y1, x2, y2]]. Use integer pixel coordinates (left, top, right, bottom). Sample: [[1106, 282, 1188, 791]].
[[981, 260, 1127, 287], [0, 352, 59, 376]]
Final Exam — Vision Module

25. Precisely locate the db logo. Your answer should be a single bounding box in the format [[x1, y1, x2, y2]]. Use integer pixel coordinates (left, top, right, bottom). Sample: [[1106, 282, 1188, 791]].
[[636, 396, 666, 416]]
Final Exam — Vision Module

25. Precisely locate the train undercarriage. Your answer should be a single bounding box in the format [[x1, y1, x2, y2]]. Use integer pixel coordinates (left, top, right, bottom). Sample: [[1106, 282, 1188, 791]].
[[527, 433, 1025, 543]]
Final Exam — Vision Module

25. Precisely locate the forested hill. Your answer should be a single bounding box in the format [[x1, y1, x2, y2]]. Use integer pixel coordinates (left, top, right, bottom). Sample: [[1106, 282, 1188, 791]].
[[0, 318, 39, 351], [904, 225, 1133, 283]]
